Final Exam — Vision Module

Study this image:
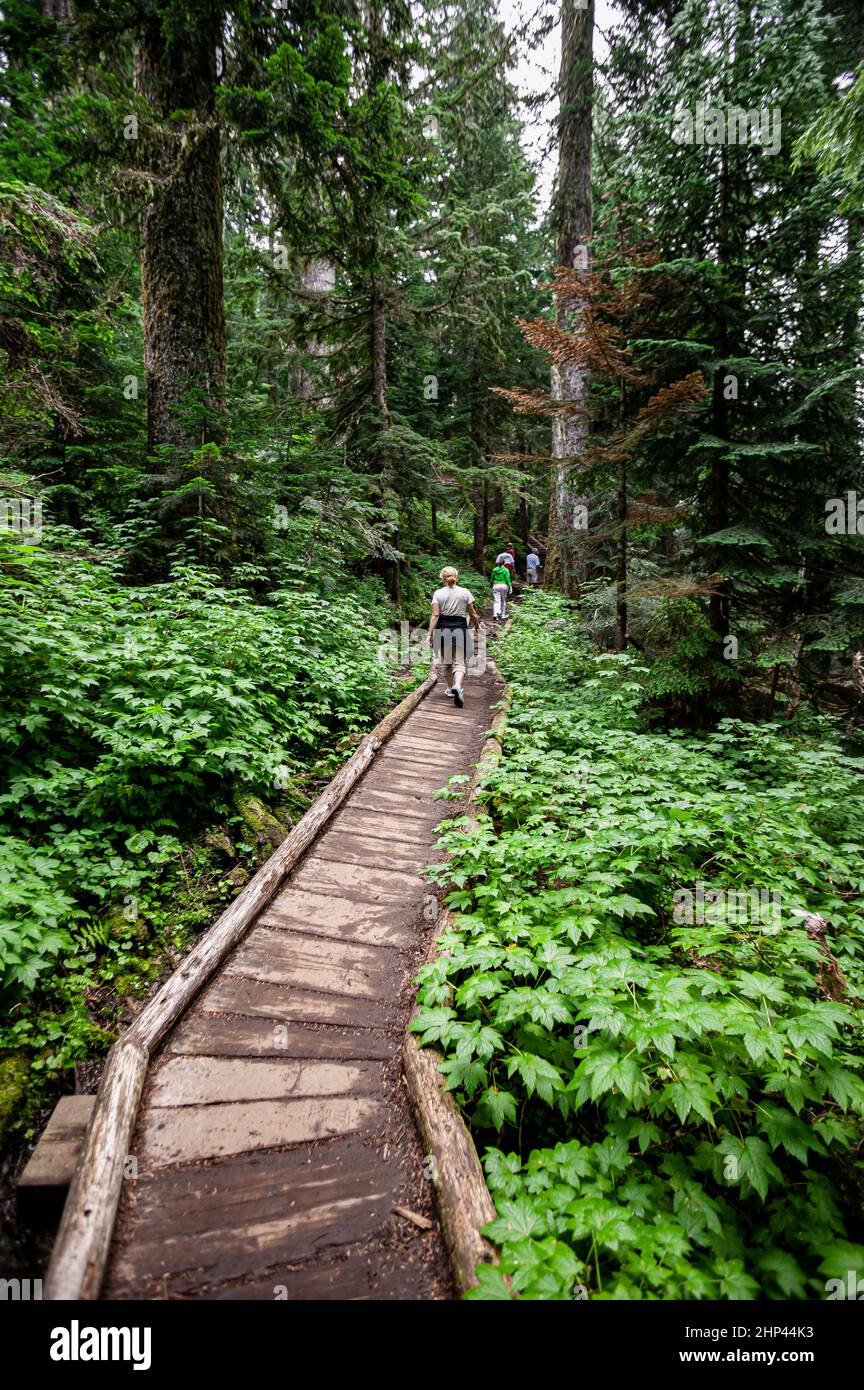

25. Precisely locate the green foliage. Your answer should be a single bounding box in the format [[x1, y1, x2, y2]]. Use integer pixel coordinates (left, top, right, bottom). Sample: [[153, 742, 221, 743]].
[[642, 597, 732, 721], [0, 536, 390, 1063], [414, 594, 864, 1299]]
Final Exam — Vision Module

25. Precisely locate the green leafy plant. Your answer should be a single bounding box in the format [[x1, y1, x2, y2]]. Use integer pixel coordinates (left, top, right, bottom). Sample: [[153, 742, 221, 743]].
[[413, 592, 864, 1300]]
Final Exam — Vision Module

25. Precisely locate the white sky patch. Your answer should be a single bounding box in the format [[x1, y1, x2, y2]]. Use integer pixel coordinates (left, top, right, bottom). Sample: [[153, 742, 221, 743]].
[[499, 0, 621, 212]]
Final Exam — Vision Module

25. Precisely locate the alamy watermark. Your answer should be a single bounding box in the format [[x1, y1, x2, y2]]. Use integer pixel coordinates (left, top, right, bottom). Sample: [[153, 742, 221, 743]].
[[378, 620, 487, 675], [673, 882, 783, 932], [0, 494, 43, 540], [825, 491, 864, 534], [825, 1271, 864, 1300], [672, 102, 782, 156]]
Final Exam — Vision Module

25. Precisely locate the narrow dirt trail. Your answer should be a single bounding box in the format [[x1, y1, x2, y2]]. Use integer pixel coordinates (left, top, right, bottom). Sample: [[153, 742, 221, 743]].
[[103, 660, 502, 1300]]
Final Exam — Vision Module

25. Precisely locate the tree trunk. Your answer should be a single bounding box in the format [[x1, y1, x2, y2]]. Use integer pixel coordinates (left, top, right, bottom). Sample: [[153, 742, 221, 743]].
[[708, 142, 732, 638], [615, 376, 627, 648], [616, 466, 628, 650], [519, 494, 530, 557], [472, 483, 485, 572], [371, 281, 389, 427], [134, 3, 226, 452], [547, 0, 593, 598], [470, 371, 486, 571]]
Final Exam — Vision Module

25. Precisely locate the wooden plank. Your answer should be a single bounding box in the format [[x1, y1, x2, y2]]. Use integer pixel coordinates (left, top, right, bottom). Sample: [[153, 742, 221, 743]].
[[200, 974, 395, 1029], [212, 1255, 414, 1301], [149, 1056, 382, 1106], [346, 797, 444, 825], [321, 813, 437, 843], [167, 1016, 392, 1061], [390, 734, 462, 752], [370, 760, 449, 785], [227, 926, 397, 998], [43, 1040, 148, 1301], [317, 827, 438, 864], [256, 890, 416, 947], [368, 749, 450, 769], [140, 1095, 384, 1166], [326, 805, 440, 839], [292, 856, 426, 902], [18, 1096, 96, 1192], [105, 1143, 403, 1296], [314, 832, 431, 871]]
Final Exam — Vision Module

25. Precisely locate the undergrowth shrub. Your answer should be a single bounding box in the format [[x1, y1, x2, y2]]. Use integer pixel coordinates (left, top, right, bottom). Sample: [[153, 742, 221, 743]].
[[414, 590, 864, 1300], [0, 536, 391, 1075]]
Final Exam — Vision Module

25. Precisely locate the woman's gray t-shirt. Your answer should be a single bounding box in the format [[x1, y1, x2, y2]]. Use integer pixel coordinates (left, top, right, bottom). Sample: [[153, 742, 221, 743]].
[[433, 585, 474, 617]]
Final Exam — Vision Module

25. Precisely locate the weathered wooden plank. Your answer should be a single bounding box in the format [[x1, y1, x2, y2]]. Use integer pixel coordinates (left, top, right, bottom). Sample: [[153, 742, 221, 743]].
[[314, 831, 431, 871], [292, 855, 426, 902], [256, 890, 416, 947], [326, 805, 440, 839], [200, 974, 395, 1028], [348, 788, 446, 820], [317, 828, 438, 866], [226, 926, 396, 999], [167, 1016, 392, 1061], [149, 1056, 381, 1106], [213, 1255, 414, 1301], [362, 768, 446, 794], [389, 734, 462, 753], [243, 923, 397, 972], [373, 747, 450, 768], [106, 1144, 403, 1296], [140, 1095, 384, 1166], [17, 1095, 96, 1193]]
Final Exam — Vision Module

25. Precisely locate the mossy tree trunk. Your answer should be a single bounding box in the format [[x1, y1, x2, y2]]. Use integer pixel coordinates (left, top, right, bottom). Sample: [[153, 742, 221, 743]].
[[547, 0, 593, 597], [134, 1, 227, 453]]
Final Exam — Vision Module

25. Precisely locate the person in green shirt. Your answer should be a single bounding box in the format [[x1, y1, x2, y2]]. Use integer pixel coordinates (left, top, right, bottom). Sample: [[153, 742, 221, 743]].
[[491, 561, 512, 620]]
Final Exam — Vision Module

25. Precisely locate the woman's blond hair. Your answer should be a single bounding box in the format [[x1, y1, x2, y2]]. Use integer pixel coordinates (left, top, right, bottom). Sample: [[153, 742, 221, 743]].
[[439, 566, 459, 582]]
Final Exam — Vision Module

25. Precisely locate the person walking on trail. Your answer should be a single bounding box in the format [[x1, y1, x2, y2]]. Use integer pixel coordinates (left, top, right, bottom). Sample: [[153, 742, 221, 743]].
[[495, 547, 516, 576], [526, 548, 541, 586], [491, 558, 512, 621], [428, 566, 481, 708]]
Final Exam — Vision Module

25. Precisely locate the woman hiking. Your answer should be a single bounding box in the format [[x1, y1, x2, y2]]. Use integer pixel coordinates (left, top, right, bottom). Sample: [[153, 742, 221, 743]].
[[427, 566, 481, 708], [491, 557, 512, 621]]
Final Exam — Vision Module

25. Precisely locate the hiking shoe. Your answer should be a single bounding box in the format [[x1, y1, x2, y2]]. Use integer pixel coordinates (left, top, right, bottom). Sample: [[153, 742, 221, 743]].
[[445, 688, 455, 697], [453, 686, 464, 708]]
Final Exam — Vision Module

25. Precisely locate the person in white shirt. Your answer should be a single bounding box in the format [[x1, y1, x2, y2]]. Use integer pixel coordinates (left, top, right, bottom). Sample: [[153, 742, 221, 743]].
[[526, 549, 541, 585], [427, 566, 481, 708]]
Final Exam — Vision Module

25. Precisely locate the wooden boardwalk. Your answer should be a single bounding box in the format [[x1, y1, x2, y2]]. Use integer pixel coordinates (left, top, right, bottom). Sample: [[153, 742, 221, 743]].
[[102, 664, 502, 1300]]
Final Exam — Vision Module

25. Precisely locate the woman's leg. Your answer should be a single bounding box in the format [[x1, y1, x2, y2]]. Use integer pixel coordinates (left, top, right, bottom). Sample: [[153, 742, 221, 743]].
[[437, 657, 454, 689]]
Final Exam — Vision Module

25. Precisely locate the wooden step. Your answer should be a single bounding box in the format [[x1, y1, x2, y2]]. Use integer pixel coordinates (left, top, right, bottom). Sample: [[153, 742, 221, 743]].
[[17, 1095, 96, 1222]]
